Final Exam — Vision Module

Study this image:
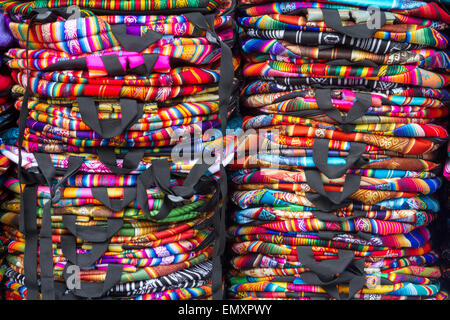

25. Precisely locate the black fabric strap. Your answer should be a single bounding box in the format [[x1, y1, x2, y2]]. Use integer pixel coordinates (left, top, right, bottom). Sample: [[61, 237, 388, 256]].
[[34, 153, 56, 186], [305, 170, 361, 212], [76, 97, 142, 139], [211, 165, 227, 300], [140, 159, 174, 221], [91, 187, 136, 212], [62, 263, 122, 299], [184, 12, 214, 35], [305, 170, 361, 204], [110, 24, 162, 52], [301, 269, 366, 300], [312, 138, 368, 179], [42, 57, 87, 72], [100, 54, 126, 76], [136, 159, 212, 220], [97, 148, 145, 175], [35, 154, 84, 192], [34, 154, 83, 300], [211, 204, 224, 300], [315, 88, 372, 132], [150, 158, 172, 195], [194, 230, 216, 252], [61, 235, 108, 268], [128, 53, 159, 76], [136, 166, 156, 217], [62, 215, 123, 243], [322, 8, 386, 39], [170, 162, 211, 199], [297, 247, 366, 300], [39, 196, 55, 299], [21, 185, 39, 300]]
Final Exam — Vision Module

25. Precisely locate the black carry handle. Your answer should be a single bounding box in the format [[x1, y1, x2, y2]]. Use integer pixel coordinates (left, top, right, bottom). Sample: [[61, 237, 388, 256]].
[[128, 53, 160, 76], [171, 161, 211, 199], [184, 12, 216, 38], [196, 187, 220, 213], [322, 8, 386, 39], [137, 158, 174, 221], [91, 187, 137, 212], [97, 148, 145, 175], [136, 161, 186, 221], [137, 169, 220, 221], [34, 153, 85, 202], [305, 169, 361, 205], [297, 246, 355, 279], [301, 269, 366, 300], [62, 215, 123, 243], [136, 166, 157, 218], [99, 54, 126, 77], [110, 24, 163, 52], [315, 88, 372, 132], [136, 159, 211, 221], [76, 97, 142, 139], [299, 255, 366, 300], [63, 263, 122, 299], [100, 53, 160, 77], [312, 138, 368, 179], [61, 235, 108, 268]]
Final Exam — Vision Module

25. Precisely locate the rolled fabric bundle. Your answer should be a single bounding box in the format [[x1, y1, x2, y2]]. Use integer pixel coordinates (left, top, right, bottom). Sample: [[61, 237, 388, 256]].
[[0, 0, 237, 300], [228, 0, 449, 300]]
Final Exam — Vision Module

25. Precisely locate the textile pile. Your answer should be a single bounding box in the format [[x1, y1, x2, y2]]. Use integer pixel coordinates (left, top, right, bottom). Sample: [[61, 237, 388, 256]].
[[227, 0, 450, 300], [0, 10, 16, 292], [0, 0, 237, 300]]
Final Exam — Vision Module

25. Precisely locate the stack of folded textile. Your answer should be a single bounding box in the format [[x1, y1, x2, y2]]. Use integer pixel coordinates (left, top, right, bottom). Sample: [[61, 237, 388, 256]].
[[227, 0, 450, 300], [0, 10, 16, 180], [0, 10, 16, 292], [0, 0, 237, 300]]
